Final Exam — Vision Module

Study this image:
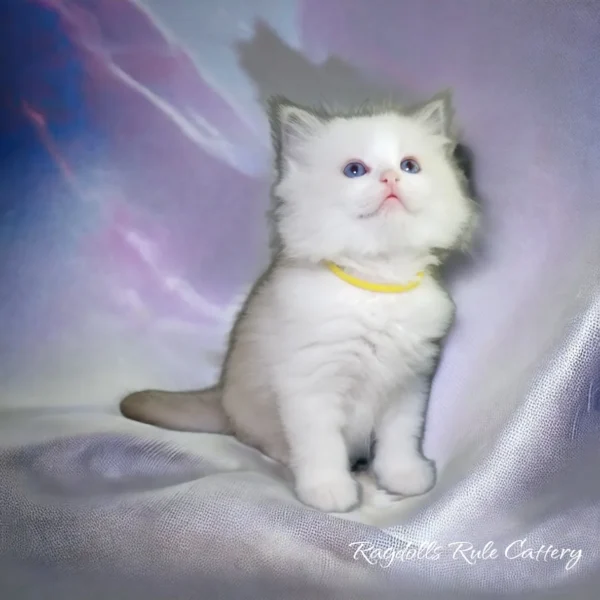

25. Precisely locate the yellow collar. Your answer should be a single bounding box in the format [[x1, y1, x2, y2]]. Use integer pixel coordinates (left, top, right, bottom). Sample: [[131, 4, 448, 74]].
[[323, 261, 424, 293]]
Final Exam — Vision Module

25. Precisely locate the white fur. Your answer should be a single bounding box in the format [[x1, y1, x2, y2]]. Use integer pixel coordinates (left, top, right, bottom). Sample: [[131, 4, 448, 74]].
[[121, 97, 475, 513], [225, 263, 454, 511]]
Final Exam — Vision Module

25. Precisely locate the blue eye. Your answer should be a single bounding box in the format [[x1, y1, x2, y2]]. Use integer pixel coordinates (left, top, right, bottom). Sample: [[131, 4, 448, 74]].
[[400, 158, 421, 174], [343, 161, 368, 178]]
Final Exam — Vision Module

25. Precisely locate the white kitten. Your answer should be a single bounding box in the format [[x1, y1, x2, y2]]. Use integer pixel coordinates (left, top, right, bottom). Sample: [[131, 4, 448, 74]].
[[121, 94, 476, 513]]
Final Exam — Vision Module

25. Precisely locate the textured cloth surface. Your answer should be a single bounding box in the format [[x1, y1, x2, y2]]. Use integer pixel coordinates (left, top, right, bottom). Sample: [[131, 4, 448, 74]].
[[1, 1, 600, 598]]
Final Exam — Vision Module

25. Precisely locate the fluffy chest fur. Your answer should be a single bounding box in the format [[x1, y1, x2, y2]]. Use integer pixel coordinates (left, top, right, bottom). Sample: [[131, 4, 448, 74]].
[[252, 263, 454, 454], [267, 263, 453, 377]]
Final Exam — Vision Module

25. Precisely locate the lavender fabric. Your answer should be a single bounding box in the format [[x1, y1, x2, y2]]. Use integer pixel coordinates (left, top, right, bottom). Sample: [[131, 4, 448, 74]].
[[1, 1, 599, 598]]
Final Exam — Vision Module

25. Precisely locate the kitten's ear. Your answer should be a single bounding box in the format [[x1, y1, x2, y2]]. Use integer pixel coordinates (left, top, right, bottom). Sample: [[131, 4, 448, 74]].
[[412, 93, 453, 137], [269, 97, 324, 160]]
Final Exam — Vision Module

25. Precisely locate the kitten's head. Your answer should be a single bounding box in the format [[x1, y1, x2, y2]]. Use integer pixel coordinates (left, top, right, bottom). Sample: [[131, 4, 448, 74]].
[[269, 94, 476, 264]]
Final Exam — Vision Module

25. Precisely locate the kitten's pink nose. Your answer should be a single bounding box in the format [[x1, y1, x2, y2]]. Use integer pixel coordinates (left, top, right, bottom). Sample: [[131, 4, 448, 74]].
[[380, 169, 400, 184]]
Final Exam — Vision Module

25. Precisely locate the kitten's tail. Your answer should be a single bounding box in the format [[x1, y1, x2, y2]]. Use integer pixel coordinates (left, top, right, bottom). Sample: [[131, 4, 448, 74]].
[[120, 386, 230, 433]]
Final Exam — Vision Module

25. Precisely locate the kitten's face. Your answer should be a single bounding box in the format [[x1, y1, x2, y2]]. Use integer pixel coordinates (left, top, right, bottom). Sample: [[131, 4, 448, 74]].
[[272, 98, 475, 262]]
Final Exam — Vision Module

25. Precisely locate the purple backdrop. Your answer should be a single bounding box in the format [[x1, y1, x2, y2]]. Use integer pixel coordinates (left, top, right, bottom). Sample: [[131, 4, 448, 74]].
[[1, 1, 599, 598]]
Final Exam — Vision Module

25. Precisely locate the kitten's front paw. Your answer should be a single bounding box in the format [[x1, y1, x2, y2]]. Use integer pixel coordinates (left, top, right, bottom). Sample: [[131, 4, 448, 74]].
[[295, 471, 359, 513], [374, 454, 436, 497]]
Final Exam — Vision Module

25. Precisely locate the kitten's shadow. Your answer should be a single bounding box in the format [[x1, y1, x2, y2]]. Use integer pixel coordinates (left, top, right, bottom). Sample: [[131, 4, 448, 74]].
[[442, 143, 486, 284], [236, 21, 414, 110]]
